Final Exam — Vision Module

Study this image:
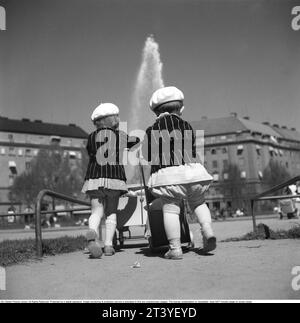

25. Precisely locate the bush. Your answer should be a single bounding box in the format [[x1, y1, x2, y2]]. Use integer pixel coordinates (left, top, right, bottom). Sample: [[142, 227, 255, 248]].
[[222, 225, 300, 242]]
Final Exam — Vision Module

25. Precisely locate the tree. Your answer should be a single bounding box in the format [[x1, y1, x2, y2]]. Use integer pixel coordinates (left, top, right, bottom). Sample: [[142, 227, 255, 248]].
[[11, 147, 86, 206], [263, 160, 291, 194]]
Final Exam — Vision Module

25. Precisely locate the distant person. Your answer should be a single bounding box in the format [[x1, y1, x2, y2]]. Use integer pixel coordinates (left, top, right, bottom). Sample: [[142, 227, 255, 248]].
[[140, 86, 217, 259], [7, 206, 16, 224], [41, 203, 51, 228], [279, 186, 299, 220], [24, 205, 34, 229], [82, 103, 139, 258]]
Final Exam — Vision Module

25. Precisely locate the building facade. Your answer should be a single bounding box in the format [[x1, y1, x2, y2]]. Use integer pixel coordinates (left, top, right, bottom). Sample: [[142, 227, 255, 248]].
[[0, 116, 88, 213], [191, 114, 300, 212]]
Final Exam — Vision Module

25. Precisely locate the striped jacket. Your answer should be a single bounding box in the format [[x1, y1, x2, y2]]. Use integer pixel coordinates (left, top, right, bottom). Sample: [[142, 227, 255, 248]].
[[84, 127, 139, 181], [143, 113, 199, 176]]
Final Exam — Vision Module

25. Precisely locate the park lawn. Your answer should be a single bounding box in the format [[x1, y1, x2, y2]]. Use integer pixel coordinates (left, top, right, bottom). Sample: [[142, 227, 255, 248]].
[[0, 236, 86, 267]]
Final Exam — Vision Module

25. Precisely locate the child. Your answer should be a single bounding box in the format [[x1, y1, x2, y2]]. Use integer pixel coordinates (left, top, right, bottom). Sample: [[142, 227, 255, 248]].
[[142, 86, 217, 260], [82, 103, 139, 258]]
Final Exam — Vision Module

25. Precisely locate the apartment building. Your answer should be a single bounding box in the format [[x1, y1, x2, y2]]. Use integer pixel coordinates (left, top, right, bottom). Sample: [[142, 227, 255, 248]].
[[0, 116, 88, 213], [191, 114, 300, 210]]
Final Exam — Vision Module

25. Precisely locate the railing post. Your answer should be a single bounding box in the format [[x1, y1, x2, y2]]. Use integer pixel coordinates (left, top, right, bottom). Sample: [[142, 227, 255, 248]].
[[35, 190, 46, 258], [251, 200, 257, 233]]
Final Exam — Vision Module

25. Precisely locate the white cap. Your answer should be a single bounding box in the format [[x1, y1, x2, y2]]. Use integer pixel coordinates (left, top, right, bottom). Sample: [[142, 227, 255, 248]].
[[150, 86, 184, 111], [91, 103, 119, 121]]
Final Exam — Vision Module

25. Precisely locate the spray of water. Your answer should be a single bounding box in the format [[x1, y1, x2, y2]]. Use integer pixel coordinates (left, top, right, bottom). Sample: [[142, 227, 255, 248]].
[[126, 35, 165, 183], [129, 35, 165, 131]]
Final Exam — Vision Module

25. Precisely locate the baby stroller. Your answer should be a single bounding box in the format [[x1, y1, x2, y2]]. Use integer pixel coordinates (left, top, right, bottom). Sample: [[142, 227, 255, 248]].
[[139, 163, 194, 252]]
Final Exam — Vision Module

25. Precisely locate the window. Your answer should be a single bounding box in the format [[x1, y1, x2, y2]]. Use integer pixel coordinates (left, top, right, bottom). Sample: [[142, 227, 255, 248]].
[[51, 136, 61, 145], [237, 145, 244, 156], [269, 147, 274, 157], [0, 147, 5, 155], [221, 136, 227, 141], [241, 171, 247, 179], [256, 145, 261, 156], [9, 175, 14, 186], [69, 151, 77, 159], [223, 173, 229, 180], [33, 150, 39, 156], [212, 160, 218, 168], [222, 148, 228, 154], [25, 162, 31, 171], [8, 134, 14, 142], [223, 160, 229, 169], [18, 149, 23, 156], [211, 149, 217, 155], [213, 173, 219, 181], [9, 161, 17, 175], [258, 171, 263, 180], [25, 149, 31, 156], [9, 147, 15, 156]]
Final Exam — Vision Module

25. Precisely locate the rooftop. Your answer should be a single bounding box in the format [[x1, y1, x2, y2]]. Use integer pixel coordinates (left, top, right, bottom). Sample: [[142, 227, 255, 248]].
[[190, 115, 300, 142], [0, 116, 88, 139]]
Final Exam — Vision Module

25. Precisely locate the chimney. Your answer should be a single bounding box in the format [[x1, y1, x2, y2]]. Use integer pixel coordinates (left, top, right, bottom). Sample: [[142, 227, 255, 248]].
[[243, 116, 250, 120], [69, 123, 76, 127], [273, 124, 279, 128], [22, 118, 30, 122], [230, 112, 238, 118], [291, 127, 296, 131], [263, 122, 270, 126], [281, 126, 287, 129], [34, 120, 42, 123]]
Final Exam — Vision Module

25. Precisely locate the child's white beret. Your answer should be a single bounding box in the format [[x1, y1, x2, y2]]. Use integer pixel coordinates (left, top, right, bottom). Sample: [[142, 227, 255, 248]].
[[150, 86, 184, 111], [91, 103, 119, 121]]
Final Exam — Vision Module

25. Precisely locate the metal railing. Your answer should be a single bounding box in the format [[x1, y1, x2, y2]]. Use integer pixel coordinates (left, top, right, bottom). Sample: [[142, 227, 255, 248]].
[[35, 190, 91, 258], [34, 185, 143, 257], [250, 176, 300, 232]]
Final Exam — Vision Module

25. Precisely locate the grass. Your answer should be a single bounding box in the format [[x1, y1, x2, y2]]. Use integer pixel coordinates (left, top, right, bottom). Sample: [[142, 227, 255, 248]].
[[222, 224, 300, 242], [0, 236, 86, 267]]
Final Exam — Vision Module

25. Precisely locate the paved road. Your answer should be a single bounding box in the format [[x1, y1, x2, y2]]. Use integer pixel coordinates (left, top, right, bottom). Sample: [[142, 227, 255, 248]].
[[1, 218, 300, 300]]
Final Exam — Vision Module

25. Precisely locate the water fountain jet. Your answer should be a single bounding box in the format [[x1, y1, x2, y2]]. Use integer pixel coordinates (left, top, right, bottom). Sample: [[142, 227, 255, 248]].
[[126, 35, 165, 183]]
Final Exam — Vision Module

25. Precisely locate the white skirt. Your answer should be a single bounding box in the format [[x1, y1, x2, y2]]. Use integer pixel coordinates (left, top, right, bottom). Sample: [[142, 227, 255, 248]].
[[82, 178, 128, 193], [148, 163, 213, 188]]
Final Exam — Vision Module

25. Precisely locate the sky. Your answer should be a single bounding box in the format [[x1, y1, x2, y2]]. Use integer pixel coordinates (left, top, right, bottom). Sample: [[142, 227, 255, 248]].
[[0, 0, 300, 134]]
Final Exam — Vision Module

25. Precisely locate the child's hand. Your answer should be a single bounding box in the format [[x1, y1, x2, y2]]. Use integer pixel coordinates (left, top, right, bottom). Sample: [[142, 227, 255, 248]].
[[126, 190, 138, 198]]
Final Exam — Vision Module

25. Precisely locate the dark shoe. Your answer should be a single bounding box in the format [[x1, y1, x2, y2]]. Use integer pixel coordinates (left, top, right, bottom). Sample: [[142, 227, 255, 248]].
[[86, 230, 103, 259], [202, 236, 217, 253]]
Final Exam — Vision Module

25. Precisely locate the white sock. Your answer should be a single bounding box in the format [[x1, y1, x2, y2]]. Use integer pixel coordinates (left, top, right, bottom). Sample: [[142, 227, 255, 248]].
[[163, 212, 181, 249], [194, 204, 214, 238], [105, 214, 117, 246], [89, 201, 104, 239]]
